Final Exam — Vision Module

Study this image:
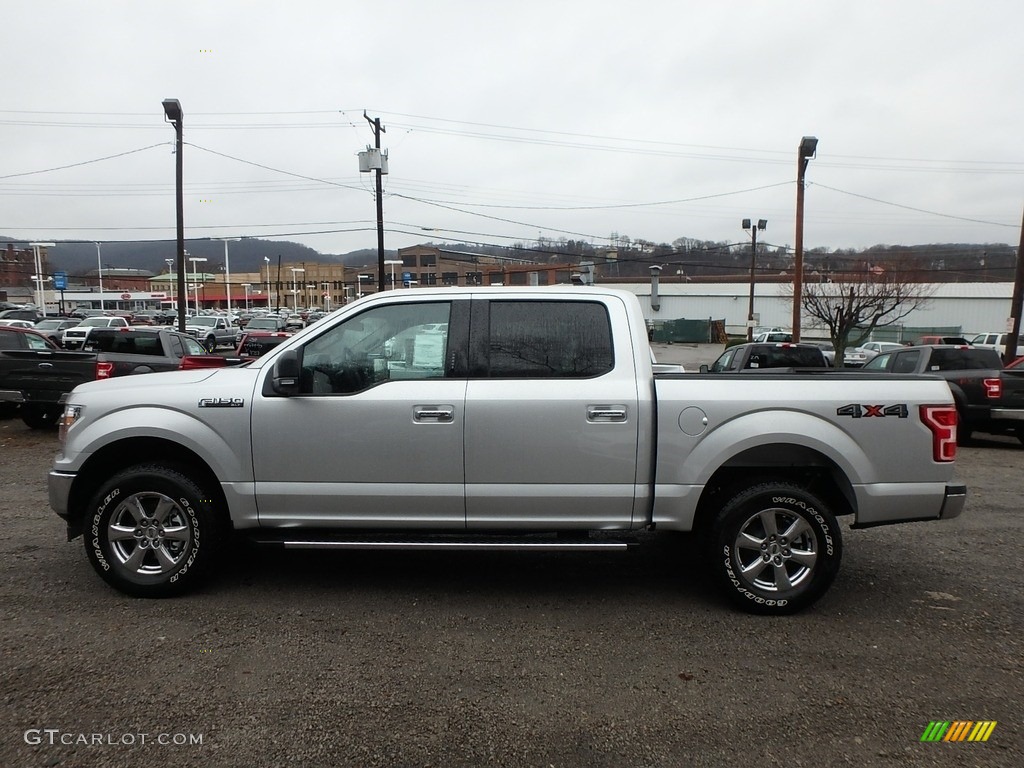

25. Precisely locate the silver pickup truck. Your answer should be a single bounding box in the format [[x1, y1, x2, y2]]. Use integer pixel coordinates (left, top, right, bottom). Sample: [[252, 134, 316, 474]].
[[184, 315, 236, 351], [48, 288, 965, 614]]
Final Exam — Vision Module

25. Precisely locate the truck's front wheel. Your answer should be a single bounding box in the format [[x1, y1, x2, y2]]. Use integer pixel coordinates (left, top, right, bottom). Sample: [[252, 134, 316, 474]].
[[204, 335, 217, 352], [84, 465, 226, 597], [710, 482, 842, 615]]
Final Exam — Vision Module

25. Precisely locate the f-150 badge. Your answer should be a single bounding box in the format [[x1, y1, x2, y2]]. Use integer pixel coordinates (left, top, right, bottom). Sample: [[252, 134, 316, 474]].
[[198, 397, 245, 408]]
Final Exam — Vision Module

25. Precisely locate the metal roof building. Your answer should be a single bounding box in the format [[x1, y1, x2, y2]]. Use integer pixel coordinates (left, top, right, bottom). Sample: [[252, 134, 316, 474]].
[[606, 281, 1016, 339]]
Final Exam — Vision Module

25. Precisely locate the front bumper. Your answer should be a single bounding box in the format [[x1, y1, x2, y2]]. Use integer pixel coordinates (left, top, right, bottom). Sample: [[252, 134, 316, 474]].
[[48, 470, 75, 521]]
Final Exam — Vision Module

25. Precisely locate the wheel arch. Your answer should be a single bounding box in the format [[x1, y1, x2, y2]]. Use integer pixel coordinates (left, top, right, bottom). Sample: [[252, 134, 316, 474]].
[[690, 442, 856, 538], [66, 437, 229, 538]]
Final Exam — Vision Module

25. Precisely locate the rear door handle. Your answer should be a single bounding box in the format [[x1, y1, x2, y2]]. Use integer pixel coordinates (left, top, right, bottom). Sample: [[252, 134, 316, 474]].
[[413, 405, 455, 423], [587, 405, 627, 422]]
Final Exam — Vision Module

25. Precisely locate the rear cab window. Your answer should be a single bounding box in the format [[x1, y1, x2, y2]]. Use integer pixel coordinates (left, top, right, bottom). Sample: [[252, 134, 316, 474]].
[[476, 300, 614, 378]]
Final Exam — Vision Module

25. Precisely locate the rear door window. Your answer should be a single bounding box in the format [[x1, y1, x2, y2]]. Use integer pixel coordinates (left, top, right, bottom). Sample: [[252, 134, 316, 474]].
[[482, 301, 613, 378]]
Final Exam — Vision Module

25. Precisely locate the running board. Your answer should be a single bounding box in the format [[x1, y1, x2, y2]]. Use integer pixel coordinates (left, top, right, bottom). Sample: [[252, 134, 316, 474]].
[[255, 537, 634, 552]]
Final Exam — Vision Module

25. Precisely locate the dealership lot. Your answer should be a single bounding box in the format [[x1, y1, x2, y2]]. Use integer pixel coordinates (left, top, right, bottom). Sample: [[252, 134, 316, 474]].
[[0, 412, 1020, 767]]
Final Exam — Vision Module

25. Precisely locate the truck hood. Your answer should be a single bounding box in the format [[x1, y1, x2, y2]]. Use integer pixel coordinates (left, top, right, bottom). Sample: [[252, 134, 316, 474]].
[[70, 367, 225, 397]]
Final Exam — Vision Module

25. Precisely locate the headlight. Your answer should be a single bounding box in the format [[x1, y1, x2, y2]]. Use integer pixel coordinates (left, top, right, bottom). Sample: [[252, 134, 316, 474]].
[[58, 404, 84, 445]]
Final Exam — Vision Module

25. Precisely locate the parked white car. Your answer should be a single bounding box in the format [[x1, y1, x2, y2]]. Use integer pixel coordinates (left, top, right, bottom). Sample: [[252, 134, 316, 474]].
[[969, 332, 1024, 357]]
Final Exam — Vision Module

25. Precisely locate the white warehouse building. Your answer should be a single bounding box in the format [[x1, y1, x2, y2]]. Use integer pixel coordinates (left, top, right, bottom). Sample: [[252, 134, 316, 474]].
[[607, 281, 1017, 341]]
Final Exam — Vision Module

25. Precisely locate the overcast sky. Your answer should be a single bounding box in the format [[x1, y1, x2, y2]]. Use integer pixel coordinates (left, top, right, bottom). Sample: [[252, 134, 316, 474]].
[[2, 0, 1022, 259]]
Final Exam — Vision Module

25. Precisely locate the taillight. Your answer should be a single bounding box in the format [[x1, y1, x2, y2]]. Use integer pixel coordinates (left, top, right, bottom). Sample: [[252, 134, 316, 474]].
[[983, 377, 1002, 399], [920, 404, 957, 462], [95, 361, 114, 379]]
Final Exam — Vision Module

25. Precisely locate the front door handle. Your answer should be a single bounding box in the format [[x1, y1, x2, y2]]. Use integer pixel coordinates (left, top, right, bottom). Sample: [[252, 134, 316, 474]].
[[587, 405, 627, 422], [413, 405, 455, 423]]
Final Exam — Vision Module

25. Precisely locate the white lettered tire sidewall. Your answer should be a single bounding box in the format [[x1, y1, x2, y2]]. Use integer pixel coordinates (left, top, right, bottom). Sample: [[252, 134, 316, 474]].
[[711, 482, 842, 615], [84, 465, 222, 598]]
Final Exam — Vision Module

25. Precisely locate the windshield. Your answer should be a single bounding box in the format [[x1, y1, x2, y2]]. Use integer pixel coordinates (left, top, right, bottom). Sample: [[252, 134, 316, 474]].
[[190, 317, 219, 328]]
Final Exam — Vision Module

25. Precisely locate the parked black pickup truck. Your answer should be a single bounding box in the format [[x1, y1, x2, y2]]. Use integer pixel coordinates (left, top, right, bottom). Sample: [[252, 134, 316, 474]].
[[0, 326, 95, 428], [702, 341, 829, 372], [1, 327, 218, 429], [82, 327, 210, 378], [861, 344, 1023, 443]]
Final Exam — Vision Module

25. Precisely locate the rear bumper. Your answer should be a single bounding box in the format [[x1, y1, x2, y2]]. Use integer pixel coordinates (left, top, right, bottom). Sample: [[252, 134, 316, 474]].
[[851, 481, 967, 529], [989, 407, 1024, 422], [0, 389, 26, 403], [939, 483, 967, 520], [0, 390, 65, 405]]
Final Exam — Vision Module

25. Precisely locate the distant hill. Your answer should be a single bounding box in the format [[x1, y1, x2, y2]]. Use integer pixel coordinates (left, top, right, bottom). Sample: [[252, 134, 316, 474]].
[[0, 237, 344, 276]]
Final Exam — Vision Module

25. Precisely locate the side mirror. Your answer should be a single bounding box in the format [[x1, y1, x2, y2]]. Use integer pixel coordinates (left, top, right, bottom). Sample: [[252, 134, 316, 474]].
[[270, 349, 301, 396], [699, 364, 710, 374]]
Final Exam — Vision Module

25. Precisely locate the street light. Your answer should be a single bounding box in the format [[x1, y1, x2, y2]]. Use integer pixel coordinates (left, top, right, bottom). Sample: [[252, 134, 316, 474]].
[[742, 219, 767, 341], [217, 237, 241, 314], [94, 242, 106, 312], [792, 136, 818, 342], [290, 267, 305, 310], [161, 98, 186, 332], [357, 273, 372, 298], [189, 256, 207, 315], [263, 256, 271, 310], [241, 283, 251, 312], [29, 242, 55, 317], [384, 259, 403, 289]]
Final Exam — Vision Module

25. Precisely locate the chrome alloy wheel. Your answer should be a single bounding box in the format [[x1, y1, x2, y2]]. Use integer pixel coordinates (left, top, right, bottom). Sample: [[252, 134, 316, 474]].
[[106, 492, 193, 576], [733, 508, 818, 593]]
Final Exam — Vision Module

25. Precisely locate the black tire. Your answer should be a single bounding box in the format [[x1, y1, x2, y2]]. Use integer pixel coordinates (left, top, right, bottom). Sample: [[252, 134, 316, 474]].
[[204, 335, 217, 352], [21, 404, 61, 430], [709, 482, 842, 615], [83, 464, 227, 597]]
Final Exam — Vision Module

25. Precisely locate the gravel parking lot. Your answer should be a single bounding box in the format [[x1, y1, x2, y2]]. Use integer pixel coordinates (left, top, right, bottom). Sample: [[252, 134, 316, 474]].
[[1, 408, 1021, 768]]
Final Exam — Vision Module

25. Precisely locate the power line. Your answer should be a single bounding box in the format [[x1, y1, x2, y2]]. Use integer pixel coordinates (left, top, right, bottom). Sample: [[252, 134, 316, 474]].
[[0, 143, 169, 180], [812, 182, 1017, 227]]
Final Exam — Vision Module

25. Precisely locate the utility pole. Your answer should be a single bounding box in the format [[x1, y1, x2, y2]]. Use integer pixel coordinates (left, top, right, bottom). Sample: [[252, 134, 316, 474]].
[[364, 112, 387, 292], [1004, 205, 1024, 365], [743, 219, 767, 341], [792, 136, 818, 342]]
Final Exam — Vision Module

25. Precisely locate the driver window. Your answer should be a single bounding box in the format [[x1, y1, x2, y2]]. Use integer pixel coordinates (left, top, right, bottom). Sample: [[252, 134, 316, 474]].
[[299, 302, 451, 394]]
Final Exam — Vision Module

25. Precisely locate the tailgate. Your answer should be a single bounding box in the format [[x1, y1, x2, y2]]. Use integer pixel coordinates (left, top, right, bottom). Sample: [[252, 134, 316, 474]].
[[0, 351, 95, 400]]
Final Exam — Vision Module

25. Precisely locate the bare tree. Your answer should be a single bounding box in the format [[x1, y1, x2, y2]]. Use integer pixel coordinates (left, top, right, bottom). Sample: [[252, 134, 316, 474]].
[[793, 267, 935, 366]]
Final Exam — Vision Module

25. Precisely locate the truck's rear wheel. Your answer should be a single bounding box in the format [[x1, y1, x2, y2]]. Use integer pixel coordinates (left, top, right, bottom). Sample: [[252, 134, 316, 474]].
[[84, 464, 226, 597], [710, 482, 842, 615], [21, 404, 60, 430]]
